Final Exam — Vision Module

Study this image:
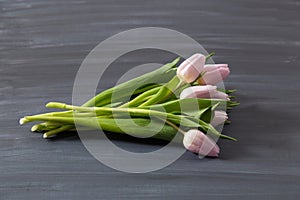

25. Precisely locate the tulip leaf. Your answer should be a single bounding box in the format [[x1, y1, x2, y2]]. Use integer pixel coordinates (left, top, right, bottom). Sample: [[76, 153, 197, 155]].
[[83, 57, 180, 107]]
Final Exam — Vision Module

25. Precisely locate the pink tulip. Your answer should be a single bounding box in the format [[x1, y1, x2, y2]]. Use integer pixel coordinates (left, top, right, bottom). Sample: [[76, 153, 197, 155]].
[[183, 129, 220, 157], [197, 64, 230, 85], [211, 110, 228, 126], [180, 85, 229, 100], [176, 53, 206, 83]]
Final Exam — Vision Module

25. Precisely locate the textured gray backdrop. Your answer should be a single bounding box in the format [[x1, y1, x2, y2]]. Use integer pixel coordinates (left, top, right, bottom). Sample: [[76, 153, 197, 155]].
[[0, 0, 300, 199]]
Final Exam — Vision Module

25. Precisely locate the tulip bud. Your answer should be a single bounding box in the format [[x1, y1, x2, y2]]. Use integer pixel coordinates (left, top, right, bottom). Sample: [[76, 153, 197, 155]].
[[197, 64, 230, 85], [176, 53, 206, 83], [183, 129, 220, 157], [180, 85, 229, 100], [211, 110, 228, 126]]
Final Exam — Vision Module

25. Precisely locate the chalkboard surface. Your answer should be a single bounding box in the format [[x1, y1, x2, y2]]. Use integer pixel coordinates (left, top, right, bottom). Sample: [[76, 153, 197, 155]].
[[1, 0, 299, 199]]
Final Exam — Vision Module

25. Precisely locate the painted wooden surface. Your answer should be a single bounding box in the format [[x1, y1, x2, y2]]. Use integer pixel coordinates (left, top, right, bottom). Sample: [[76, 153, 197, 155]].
[[1, 0, 300, 199]]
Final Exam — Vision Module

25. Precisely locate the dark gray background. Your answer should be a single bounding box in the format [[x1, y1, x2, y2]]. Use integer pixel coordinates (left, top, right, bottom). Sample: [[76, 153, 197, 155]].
[[1, 0, 300, 199]]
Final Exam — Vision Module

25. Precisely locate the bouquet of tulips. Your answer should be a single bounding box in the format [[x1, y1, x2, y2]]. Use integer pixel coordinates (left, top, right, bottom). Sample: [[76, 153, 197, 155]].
[[20, 53, 238, 157]]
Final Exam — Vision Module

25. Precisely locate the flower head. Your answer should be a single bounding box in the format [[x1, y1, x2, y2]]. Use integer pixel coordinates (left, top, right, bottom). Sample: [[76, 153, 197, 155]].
[[183, 129, 220, 157], [211, 110, 228, 127], [177, 53, 206, 83], [180, 85, 229, 100], [197, 64, 230, 85]]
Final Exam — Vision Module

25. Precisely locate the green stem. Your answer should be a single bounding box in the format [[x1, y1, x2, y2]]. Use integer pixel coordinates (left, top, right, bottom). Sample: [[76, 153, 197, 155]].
[[120, 86, 161, 108], [46, 102, 187, 126], [43, 125, 74, 138], [205, 52, 215, 61], [157, 117, 186, 135], [24, 115, 178, 141], [139, 76, 182, 107]]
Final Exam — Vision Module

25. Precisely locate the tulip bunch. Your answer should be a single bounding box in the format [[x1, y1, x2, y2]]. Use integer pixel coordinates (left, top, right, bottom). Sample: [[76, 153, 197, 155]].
[[20, 53, 238, 157]]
